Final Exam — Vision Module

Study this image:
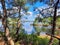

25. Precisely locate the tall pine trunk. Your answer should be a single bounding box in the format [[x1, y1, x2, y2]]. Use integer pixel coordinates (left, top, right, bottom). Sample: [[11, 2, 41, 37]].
[[48, 0, 59, 45], [16, 7, 21, 35], [15, 7, 21, 42], [1, 0, 14, 45]]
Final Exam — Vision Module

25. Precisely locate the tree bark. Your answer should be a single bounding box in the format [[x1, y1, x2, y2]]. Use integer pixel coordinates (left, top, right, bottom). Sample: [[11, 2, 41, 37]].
[[15, 7, 21, 42], [48, 0, 59, 45], [1, 0, 14, 45]]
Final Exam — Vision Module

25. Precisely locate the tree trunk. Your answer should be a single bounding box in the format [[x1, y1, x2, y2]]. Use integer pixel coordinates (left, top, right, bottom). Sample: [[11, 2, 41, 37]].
[[15, 7, 21, 42], [48, 0, 59, 45], [1, 0, 14, 45]]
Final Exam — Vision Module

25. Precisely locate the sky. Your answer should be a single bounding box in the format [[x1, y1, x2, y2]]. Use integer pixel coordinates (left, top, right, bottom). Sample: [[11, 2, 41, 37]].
[[0, 0, 49, 34], [20, 1, 49, 34]]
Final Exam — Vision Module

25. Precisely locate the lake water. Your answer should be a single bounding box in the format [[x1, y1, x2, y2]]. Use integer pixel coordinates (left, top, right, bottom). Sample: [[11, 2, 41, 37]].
[[21, 20, 46, 35], [0, 15, 47, 35]]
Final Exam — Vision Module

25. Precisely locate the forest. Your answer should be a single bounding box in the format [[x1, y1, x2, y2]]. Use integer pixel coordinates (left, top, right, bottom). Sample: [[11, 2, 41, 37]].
[[0, 0, 60, 45]]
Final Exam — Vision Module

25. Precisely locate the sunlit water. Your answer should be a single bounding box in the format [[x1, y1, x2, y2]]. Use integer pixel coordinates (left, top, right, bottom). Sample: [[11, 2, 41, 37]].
[[21, 20, 46, 35]]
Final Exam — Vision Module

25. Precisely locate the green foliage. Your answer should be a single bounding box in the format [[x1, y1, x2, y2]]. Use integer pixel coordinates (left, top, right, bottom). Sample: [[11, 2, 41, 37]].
[[28, 0, 37, 5], [56, 17, 60, 26], [38, 37, 49, 45], [33, 16, 53, 35], [0, 15, 2, 19], [42, 17, 53, 24], [15, 0, 27, 6], [0, 31, 3, 36], [34, 16, 42, 23], [7, 18, 18, 34], [41, 27, 47, 32], [17, 33, 59, 45], [23, 6, 29, 12], [33, 16, 43, 35], [52, 39, 59, 45]]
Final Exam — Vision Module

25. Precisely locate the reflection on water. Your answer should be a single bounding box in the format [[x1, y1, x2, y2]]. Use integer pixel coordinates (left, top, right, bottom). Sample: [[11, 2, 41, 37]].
[[22, 21, 46, 35], [22, 21, 35, 34], [21, 14, 36, 34]]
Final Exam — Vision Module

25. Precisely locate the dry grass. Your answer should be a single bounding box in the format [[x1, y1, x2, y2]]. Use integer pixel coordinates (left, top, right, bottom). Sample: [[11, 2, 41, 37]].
[[38, 35, 51, 39]]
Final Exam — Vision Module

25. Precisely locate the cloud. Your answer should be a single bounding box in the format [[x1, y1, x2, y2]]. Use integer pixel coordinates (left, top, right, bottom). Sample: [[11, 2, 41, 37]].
[[20, 11, 26, 16], [0, 3, 2, 11], [0, 20, 2, 27], [57, 9, 60, 16], [27, 11, 33, 15], [12, 7, 18, 9]]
